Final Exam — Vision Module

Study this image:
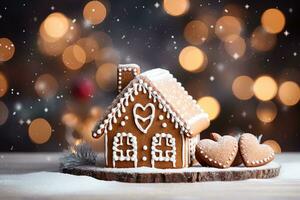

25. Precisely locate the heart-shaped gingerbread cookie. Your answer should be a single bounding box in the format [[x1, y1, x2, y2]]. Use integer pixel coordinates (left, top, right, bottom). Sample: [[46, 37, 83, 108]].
[[239, 133, 275, 167], [210, 133, 243, 167], [195, 134, 238, 168]]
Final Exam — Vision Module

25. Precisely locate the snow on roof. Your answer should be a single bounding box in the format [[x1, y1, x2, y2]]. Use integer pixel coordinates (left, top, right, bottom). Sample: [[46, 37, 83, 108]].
[[92, 68, 210, 138], [138, 69, 210, 136]]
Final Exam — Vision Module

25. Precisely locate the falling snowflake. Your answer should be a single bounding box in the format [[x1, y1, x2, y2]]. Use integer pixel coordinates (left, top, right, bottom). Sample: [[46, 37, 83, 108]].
[[154, 2, 160, 8], [284, 30, 290, 36]]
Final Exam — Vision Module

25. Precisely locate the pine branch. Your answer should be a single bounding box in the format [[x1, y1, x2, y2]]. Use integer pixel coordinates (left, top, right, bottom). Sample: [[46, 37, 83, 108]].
[[60, 142, 97, 169]]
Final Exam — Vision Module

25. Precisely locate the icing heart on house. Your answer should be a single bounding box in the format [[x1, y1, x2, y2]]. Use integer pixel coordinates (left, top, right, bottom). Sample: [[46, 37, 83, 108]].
[[195, 135, 238, 168], [133, 103, 155, 133], [239, 133, 275, 167]]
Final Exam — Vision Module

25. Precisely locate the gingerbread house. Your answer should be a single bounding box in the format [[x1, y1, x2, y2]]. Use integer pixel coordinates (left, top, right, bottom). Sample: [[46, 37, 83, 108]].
[[92, 64, 210, 168]]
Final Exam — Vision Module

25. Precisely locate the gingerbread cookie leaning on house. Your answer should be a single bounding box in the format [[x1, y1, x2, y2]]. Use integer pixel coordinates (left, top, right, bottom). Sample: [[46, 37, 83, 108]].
[[92, 64, 210, 169], [195, 133, 238, 168]]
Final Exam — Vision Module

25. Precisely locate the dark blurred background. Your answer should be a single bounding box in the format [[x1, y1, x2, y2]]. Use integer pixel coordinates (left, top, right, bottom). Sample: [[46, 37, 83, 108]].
[[0, 0, 299, 152]]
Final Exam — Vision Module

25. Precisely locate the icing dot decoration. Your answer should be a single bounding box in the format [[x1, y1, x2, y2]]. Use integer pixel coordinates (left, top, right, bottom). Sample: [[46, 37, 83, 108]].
[[158, 115, 164, 120]]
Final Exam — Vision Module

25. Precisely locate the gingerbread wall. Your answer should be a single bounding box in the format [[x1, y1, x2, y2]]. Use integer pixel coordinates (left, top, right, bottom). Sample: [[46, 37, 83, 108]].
[[105, 92, 189, 168]]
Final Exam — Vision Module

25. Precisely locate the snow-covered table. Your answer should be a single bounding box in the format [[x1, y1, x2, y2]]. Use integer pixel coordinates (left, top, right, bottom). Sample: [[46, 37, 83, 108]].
[[0, 153, 299, 200]]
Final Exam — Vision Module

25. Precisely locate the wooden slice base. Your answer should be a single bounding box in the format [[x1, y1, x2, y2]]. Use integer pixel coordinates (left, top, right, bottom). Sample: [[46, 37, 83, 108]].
[[62, 162, 280, 183]]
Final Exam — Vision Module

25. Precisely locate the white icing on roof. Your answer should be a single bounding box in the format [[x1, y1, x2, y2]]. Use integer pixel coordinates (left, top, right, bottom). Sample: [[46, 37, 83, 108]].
[[93, 68, 210, 138], [137, 69, 210, 136]]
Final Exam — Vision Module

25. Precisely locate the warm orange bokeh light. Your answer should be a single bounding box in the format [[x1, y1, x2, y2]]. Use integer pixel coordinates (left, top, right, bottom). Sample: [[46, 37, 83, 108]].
[[263, 140, 282, 154], [96, 63, 117, 91], [179, 46, 207, 72], [261, 8, 285, 34], [232, 75, 254, 100], [83, 1, 107, 25], [0, 101, 9, 125], [184, 20, 208, 45], [278, 81, 300, 106], [62, 112, 79, 128], [251, 26, 277, 52], [62, 45, 86, 70], [256, 101, 277, 123], [197, 96, 220, 120], [224, 35, 246, 59], [28, 118, 52, 144], [163, 0, 190, 16], [215, 16, 242, 41], [77, 37, 99, 63], [34, 74, 59, 99], [253, 76, 278, 101], [39, 21, 80, 57], [42, 12, 69, 40], [0, 38, 15, 62], [0, 72, 8, 97]]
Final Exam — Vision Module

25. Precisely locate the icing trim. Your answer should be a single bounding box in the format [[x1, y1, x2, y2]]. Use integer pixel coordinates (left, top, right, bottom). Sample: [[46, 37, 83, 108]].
[[105, 133, 108, 166], [93, 79, 191, 138]]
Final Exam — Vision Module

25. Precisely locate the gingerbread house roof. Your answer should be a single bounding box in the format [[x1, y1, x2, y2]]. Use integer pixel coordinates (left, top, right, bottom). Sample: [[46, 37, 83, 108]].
[[92, 68, 210, 138]]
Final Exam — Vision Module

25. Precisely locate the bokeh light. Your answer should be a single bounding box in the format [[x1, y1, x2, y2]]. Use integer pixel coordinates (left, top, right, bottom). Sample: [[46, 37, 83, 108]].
[[224, 34, 246, 59], [0, 72, 8, 97], [261, 8, 285, 34], [39, 18, 80, 56], [163, 0, 189, 16], [83, 1, 107, 25], [96, 63, 117, 91], [62, 44, 86, 70], [76, 37, 99, 63], [28, 118, 52, 144], [0, 38, 15, 62], [42, 12, 69, 40], [253, 76, 278, 101], [34, 74, 59, 99], [197, 96, 220, 120], [90, 106, 102, 118], [232, 75, 254, 100], [62, 112, 79, 128], [263, 140, 282, 154], [0, 101, 9, 125], [256, 101, 277, 123], [184, 20, 208, 45], [179, 46, 207, 72], [215, 16, 242, 41], [251, 26, 277, 52], [278, 81, 300, 106]]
